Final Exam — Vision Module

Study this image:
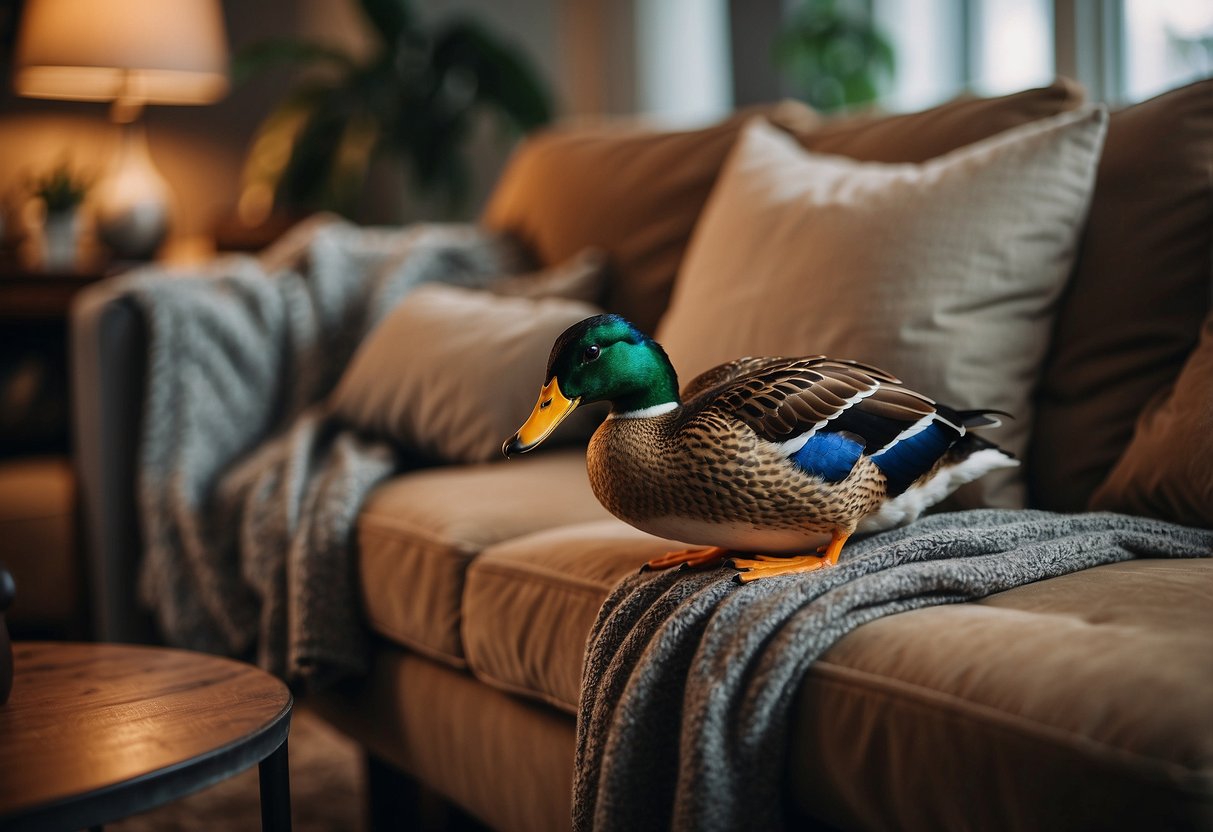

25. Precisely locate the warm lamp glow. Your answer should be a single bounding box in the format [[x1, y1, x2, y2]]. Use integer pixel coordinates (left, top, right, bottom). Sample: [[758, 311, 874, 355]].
[[13, 0, 229, 260], [14, 0, 229, 106]]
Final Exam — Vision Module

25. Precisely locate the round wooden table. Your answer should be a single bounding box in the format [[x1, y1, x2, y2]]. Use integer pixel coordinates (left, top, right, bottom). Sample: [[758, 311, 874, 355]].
[[0, 642, 293, 831]]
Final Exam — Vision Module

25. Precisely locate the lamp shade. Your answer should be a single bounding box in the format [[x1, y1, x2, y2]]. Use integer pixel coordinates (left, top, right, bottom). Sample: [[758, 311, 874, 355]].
[[14, 0, 229, 105]]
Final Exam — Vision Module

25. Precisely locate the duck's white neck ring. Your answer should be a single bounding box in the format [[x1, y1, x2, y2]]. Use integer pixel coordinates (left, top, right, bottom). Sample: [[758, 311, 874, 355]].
[[610, 402, 679, 420]]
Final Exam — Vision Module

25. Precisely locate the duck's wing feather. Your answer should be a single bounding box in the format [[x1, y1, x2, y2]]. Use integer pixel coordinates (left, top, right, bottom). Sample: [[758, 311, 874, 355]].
[[684, 357, 966, 493], [680, 356, 814, 401], [688, 357, 921, 445]]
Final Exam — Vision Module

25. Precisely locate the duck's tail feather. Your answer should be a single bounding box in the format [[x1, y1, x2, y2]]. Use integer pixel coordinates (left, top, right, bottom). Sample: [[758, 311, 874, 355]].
[[955, 408, 1014, 430], [857, 437, 1019, 534], [944, 430, 1018, 464]]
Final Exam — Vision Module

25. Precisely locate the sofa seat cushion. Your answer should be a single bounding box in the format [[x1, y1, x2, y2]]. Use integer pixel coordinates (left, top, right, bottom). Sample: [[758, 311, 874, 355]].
[[357, 449, 611, 664], [464, 519, 679, 710], [463, 524, 1213, 826], [792, 557, 1213, 830]]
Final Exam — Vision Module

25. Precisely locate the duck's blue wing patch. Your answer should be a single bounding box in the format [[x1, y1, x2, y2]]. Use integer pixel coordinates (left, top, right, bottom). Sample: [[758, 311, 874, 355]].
[[790, 431, 865, 483], [870, 421, 956, 496]]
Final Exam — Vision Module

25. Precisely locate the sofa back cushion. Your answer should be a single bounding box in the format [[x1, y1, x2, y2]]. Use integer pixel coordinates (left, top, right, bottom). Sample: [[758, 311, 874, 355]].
[[656, 109, 1108, 508], [1030, 78, 1213, 511], [1090, 307, 1213, 528], [798, 77, 1085, 162], [481, 103, 819, 335]]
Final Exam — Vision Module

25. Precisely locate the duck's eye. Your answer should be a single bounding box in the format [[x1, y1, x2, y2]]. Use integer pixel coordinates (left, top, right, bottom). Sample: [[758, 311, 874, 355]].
[[582, 344, 601, 363]]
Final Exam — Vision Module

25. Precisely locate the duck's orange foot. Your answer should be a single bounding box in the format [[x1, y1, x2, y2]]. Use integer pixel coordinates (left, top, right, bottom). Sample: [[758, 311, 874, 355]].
[[729, 530, 851, 583], [728, 554, 832, 583], [641, 546, 730, 573]]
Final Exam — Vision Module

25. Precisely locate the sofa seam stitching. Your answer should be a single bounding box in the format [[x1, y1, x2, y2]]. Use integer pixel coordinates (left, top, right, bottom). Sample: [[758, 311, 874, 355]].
[[469, 561, 612, 596]]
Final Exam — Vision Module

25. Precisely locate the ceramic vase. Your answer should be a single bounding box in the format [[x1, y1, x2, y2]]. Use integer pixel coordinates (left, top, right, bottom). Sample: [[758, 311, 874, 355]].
[[40, 208, 80, 272]]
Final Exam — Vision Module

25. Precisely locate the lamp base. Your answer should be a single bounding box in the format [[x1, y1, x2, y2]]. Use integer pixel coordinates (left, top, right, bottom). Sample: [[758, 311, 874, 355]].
[[95, 121, 170, 260]]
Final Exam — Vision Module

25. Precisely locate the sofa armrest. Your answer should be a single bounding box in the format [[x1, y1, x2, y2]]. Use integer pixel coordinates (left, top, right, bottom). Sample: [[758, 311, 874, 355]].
[[70, 281, 155, 643]]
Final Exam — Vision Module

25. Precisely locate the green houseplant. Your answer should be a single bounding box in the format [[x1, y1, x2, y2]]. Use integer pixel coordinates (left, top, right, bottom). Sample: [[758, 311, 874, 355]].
[[28, 159, 91, 271], [235, 0, 553, 220], [29, 159, 90, 215], [774, 0, 895, 114]]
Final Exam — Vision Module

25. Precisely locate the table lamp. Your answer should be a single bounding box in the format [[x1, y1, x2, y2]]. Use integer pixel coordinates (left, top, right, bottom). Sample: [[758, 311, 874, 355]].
[[13, 0, 229, 260]]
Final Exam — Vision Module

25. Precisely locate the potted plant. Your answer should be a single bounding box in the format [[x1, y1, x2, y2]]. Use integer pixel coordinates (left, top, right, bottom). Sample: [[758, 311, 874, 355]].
[[234, 0, 553, 222], [774, 0, 895, 114], [28, 159, 91, 271]]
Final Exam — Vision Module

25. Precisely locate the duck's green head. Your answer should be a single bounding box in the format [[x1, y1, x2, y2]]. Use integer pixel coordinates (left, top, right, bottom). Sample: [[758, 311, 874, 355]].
[[503, 314, 679, 457]]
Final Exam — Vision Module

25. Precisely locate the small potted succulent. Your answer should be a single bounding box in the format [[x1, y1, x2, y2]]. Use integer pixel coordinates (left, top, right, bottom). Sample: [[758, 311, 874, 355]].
[[29, 160, 91, 271]]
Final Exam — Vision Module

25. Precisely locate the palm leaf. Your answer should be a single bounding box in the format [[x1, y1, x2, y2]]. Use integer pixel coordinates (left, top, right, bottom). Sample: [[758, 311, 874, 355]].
[[358, 0, 417, 50], [238, 86, 331, 220], [238, 0, 553, 218], [278, 91, 356, 211], [231, 39, 356, 86], [327, 112, 381, 211], [432, 19, 552, 130]]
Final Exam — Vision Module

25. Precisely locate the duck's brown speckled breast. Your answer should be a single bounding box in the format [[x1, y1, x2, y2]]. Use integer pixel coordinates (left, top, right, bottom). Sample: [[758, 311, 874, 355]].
[[585, 408, 886, 548]]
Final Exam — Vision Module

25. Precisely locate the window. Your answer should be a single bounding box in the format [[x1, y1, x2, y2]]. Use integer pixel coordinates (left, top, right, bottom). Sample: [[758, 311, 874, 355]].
[[972, 0, 1054, 95], [871, 0, 1210, 111], [874, 0, 1054, 111], [1123, 0, 1213, 101]]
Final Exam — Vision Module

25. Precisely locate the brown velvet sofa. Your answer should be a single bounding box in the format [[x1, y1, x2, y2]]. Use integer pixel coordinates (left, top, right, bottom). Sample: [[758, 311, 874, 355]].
[[72, 79, 1213, 831]]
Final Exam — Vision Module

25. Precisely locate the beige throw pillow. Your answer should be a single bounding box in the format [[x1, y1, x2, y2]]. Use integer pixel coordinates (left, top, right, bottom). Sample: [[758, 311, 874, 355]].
[[331, 285, 603, 463], [656, 109, 1108, 508]]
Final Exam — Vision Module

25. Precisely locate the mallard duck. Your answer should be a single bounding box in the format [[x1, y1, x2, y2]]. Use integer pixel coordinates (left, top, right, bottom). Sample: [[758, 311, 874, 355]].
[[503, 314, 1017, 582]]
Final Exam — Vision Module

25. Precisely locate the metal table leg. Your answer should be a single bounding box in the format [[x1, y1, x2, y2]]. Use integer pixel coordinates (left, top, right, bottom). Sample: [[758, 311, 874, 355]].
[[259, 737, 292, 832]]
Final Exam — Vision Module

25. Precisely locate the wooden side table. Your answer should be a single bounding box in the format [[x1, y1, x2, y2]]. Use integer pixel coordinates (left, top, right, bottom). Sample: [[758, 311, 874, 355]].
[[0, 642, 293, 831]]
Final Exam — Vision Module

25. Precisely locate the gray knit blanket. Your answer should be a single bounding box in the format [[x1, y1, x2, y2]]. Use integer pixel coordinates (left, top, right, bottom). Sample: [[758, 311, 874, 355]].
[[573, 509, 1213, 831], [123, 217, 524, 685]]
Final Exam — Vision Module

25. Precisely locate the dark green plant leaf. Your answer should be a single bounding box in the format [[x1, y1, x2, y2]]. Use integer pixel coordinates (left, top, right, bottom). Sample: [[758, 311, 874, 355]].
[[358, 0, 417, 50], [278, 90, 358, 212], [432, 19, 553, 130], [774, 0, 895, 112], [231, 38, 356, 86], [28, 157, 92, 210], [239, 0, 553, 218]]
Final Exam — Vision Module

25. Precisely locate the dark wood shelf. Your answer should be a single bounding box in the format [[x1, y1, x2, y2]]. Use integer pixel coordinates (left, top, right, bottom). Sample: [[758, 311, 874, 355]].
[[0, 266, 116, 322]]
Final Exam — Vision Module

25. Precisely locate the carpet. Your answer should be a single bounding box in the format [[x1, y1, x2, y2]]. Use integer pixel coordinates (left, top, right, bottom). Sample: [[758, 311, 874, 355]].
[[108, 705, 365, 832]]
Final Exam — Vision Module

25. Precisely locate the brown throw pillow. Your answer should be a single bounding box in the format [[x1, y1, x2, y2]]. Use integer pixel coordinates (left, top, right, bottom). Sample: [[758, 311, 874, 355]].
[[1090, 309, 1213, 528], [1030, 78, 1213, 511], [481, 102, 820, 335]]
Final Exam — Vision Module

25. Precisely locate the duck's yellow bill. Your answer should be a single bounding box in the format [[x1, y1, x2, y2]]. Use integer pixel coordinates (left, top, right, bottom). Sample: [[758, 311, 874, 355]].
[[503, 378, 580, 457]]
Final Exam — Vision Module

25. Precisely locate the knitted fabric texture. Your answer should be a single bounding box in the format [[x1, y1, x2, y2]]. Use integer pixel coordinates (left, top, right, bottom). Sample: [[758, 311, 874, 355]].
[[127, 217, 522, 685]]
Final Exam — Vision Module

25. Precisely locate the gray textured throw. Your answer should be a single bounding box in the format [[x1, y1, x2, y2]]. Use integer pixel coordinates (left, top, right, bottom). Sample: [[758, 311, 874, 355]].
[[126, 217, 523, 685], [573, 509, 1213, 831]]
